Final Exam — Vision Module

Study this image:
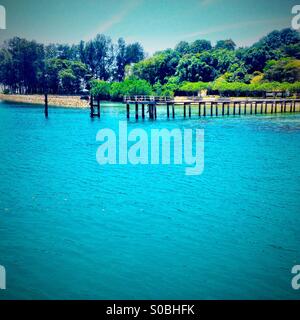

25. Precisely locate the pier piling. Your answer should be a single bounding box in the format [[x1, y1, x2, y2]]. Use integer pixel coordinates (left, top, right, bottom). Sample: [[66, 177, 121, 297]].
[[121, 96, 299, 121], [44, 93, 48, 118], [135, 103, 139, 120], [90, 95, 100, 118], [142, 104, 145, 119]]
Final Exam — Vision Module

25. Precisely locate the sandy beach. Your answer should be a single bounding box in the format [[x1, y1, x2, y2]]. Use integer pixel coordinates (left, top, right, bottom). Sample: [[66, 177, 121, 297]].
[[0, 94, 90, 108]]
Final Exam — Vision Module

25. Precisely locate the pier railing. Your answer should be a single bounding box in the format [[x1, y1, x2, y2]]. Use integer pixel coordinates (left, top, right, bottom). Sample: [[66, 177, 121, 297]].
[[124, 98, 300, 120], [123, 95, 234, 103], [123, 95, 174, 103]]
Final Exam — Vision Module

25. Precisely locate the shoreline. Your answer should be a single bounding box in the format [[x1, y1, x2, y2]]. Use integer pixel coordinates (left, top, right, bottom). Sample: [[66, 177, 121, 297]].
[[1, 94, 299, 112], [0, 94, 90, 108]]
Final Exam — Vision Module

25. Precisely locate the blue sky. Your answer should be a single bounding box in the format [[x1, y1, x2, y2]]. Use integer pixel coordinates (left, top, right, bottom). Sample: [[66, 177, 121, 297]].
[[0, 0, 298, 54]]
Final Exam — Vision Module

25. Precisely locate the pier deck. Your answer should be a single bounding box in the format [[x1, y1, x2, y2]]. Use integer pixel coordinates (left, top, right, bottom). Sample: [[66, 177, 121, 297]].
[[123, 96, 300, 120]]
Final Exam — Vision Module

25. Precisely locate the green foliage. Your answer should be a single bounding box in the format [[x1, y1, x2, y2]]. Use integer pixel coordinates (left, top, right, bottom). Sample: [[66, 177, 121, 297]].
[[153, 77, 180, 97], [250, 71, 264, 84], [240, 47, 269, 73], [59, 69, 77, 93], [190, 40, 212, 54], [0, 34, 145, 94], [284, 44, 300, 59], [176, 55, 216, 82], [45, 58, 88, 94], [215, 39, 236, 51], [94, 78, 153, 100], [115, 38, 145, 82], [210, 79, 300, 96], [256, 28, 300, 50], [0, 37, 45, 94], [117, 78, 153, 96], [264, 58, 300, 83], [179, 81, 210, 92], [90, 80, 111, 99], [210, 49, 238, 75], [1, 28, 300, 96], [2, 88, 10, 94], [131, 50, 180, 84], [175, 41, 190, 55]]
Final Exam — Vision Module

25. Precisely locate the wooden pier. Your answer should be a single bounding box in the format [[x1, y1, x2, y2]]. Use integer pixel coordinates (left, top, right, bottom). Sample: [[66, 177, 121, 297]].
[[123, 96, 300, 120], [44, 93, 48, 118], [90, 95, 100, 118]]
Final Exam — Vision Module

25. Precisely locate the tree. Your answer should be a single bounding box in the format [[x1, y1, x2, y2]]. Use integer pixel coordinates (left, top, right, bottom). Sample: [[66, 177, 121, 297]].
[[1, 28, 300, 96], [125, 42, 144, 63], [215, 39, 236, 51], [284, 44, 300, 59], [90, 80, 111, 99], [116, 38, 127, 81], [131, 50, 180, 84], [59, 69, 76, 93], [105, 78, 153, 100], [45, 58, 67, 93], [45, 59, 88, 94], [176, 55, 216, 82], [1, 37, 45, 93], [84, 40, 97, 77], [256, 28, 300, 50], [211, 49, 238, 75], [175, 41, 190, 55], [0, 48, 15, 91], [93, 34, 112, 80], [79, 40, 86, 63], [240, 47, 269, 73], [70, 61, 89, 92], [264, 58, 300, 83], [190, 40, 212, 54]]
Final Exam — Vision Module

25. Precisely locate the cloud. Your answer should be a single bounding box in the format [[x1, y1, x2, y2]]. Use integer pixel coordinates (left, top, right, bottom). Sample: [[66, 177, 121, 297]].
[[84, 0, 141, 41], [181, 17, 288, 39]]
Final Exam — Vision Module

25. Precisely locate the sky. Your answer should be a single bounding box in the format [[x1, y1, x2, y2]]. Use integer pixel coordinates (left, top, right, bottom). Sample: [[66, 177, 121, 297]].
[[0, 0, 299, 54]]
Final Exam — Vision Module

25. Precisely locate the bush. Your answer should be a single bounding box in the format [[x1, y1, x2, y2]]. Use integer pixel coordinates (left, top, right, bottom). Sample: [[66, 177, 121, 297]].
[[179, 81, 210, 92], [122, 78, 153, 96], [2, 89, 10, 94], [110, 79, 153, 99], [90, 80, 111, 99], [109, 82, 124, 100]]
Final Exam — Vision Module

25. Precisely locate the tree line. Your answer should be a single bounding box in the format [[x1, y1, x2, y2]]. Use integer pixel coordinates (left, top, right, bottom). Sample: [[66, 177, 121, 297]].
[[0, 28, 300, 97], [0, 35, 144, 94]]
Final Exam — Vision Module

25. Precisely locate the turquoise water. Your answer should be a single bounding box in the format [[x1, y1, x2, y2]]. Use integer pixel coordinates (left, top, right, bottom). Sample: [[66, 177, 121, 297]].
[[0, 101, 300, 300]]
